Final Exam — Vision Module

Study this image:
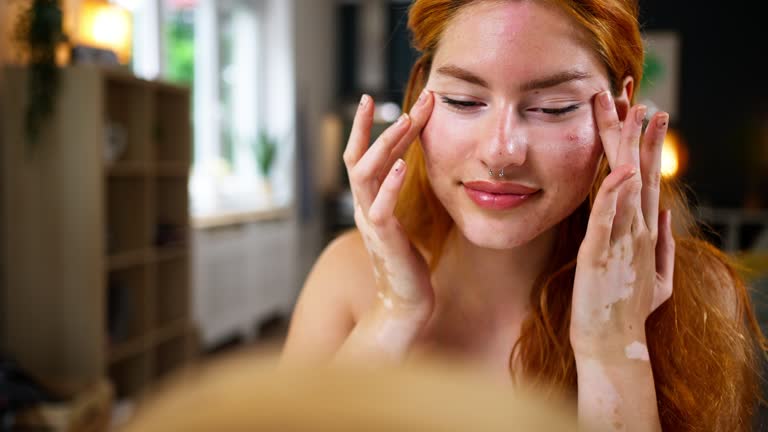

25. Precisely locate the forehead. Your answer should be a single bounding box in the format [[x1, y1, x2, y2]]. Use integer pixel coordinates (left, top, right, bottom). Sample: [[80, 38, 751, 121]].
[[433, 0, 606, 86]]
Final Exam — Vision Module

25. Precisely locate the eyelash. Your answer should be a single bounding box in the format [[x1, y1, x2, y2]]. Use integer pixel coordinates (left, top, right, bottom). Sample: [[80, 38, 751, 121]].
[[440, 96, 580, 116]]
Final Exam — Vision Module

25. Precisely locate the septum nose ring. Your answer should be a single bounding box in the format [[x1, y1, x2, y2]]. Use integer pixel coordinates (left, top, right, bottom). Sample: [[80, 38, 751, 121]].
[[489, 168, 505, 178]]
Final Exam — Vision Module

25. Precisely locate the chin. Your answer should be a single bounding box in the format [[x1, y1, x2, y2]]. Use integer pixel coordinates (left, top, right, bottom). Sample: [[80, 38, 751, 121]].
[[454, 213, 551, 250]]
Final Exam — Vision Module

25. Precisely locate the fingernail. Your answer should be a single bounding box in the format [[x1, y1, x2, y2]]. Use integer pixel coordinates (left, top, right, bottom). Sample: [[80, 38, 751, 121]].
[[599, 91, 613, 110], [635, 105, 647, 124], [396, 113, 409, 125], [657, 113, 669, 129], [416, 90, 428, 106], [359, 94, 369, 108], [393, 158, 405, 174]]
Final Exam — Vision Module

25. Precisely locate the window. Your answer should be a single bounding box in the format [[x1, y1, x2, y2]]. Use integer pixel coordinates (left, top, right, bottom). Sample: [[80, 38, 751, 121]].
[[121, 0, 293, 219]]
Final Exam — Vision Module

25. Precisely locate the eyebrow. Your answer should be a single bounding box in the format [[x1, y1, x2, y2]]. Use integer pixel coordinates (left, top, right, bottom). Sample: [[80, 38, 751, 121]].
[[435, 64, 592, 92]]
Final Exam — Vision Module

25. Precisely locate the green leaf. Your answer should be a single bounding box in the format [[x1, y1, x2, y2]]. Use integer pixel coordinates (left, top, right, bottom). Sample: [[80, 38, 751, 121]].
[[253, 132, 277, 177]]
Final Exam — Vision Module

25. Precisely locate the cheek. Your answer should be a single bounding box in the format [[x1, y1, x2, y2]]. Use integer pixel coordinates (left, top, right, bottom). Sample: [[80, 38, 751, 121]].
[[547, 123, 602, 185], [420, 111, 475, 170]]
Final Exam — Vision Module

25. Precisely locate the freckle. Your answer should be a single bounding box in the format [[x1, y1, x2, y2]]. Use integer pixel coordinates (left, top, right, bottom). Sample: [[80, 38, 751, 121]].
[[613, 421, 624, 430], [629, 324, 633, 330]]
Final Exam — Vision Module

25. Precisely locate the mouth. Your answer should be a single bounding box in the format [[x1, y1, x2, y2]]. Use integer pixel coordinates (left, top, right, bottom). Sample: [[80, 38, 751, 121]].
[[462, 181, 541, 210]]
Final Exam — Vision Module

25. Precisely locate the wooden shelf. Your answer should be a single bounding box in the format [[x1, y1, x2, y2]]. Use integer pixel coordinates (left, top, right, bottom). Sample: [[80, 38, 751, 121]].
[[109, 337, 147, 364], [1, 66, 196, 400], [109, 354, 150, 399], [155, 256, 190, 327], [153, 332, 191, 381], [156, 162, 190, 177], [155, 89, 192, 163], [107, 162, 152, 177], [151, 320, 188, 346], [108, 249, 154, 271], [155, 247, 188, 263], [107, 177, 152, 254]]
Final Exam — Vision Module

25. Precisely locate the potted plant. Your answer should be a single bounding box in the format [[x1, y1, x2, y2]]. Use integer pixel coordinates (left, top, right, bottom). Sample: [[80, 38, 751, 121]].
[[252, 131, 277, 204]]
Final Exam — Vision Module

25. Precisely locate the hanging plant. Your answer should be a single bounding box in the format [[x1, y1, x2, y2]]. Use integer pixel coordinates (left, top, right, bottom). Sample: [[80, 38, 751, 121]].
[[14, 0, 67, 145]]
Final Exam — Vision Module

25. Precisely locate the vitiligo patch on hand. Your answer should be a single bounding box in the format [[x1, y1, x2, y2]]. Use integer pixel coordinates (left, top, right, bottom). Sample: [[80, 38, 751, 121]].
[[624, 341, 649, 361], [377, 291, 394, 309]]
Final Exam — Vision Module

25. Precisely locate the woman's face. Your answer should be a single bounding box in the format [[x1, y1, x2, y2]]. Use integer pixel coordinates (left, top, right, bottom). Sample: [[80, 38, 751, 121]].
[[422, 0, 613, 249]]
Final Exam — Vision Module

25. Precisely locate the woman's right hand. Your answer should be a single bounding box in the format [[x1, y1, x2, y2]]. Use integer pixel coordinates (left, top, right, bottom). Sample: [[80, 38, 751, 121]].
[[336, 90, 436, 362]]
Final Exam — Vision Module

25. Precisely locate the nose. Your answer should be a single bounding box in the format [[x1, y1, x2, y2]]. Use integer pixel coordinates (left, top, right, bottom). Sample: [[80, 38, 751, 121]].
[[479, 104, 528, 173]]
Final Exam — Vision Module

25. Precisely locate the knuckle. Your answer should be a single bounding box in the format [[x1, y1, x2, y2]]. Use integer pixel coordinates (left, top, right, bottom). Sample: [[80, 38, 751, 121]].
[[649, 231, 658, 245], [644, 171, 662, 190], [349, 166, 368, 184], [604, 118, 622, 131], [368, 211, 388, 228], [578, 246, 607, 268], [626, 177, 643, 195], [596, 207, 616, 220], [634, 228, 652, 244], [591, 204, 615, 223], [667, 236, 676, 251], [342, 150, 354, 166]]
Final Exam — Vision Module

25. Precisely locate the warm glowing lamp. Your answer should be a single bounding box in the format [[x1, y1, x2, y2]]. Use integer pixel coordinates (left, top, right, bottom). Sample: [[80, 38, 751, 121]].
[[661, 128, 687, 178], [76, 1, 133, 64]]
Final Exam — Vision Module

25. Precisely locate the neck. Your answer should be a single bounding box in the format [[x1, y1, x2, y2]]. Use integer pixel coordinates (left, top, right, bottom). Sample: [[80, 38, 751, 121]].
[[434, 225, 557, 323]]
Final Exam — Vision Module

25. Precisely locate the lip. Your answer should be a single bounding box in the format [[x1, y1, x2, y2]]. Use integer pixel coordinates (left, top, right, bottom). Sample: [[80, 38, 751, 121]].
[[463, 181, 540, 194], [462, 181, 540, 210]]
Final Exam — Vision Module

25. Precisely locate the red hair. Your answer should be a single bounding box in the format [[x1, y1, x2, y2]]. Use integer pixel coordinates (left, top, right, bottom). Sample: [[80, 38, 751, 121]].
[[394, 1, 766, 430]]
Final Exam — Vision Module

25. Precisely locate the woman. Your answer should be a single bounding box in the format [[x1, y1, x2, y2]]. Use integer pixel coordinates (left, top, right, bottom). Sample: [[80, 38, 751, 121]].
[[282, 0, 765, 430]]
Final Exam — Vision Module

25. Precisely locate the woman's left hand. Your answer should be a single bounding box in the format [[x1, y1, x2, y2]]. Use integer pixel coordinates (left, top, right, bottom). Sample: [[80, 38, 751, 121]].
[[570, 91, 676, 361]]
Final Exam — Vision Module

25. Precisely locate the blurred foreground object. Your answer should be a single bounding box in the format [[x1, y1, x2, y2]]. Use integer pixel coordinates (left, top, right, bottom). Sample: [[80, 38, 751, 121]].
[[122, 353, 580, 432]]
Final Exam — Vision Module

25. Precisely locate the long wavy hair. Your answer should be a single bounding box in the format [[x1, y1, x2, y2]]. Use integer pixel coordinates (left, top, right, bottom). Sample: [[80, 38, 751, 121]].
[[394, 0, 766, 430]]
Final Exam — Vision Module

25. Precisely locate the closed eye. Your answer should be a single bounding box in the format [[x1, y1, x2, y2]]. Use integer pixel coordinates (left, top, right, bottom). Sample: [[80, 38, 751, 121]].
[[533, 104, 581, 116], [441, 96, 483, 110]]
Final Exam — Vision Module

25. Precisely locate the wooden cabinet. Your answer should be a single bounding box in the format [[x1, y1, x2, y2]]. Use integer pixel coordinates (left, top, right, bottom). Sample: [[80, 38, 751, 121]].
[[1, 66, 196, 399]]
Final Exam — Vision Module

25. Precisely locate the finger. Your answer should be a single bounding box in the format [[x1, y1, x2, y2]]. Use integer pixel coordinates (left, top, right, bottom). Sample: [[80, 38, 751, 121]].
[[342, 94, 374, 169], [640, 112, 669, 239], [617, 104, 646, 173], [611, 174, 643, 241], [354, 112, 412, 183], [594, 90, 622, 167], [582, 164, 636, 256], [368, 159, 407, 227], [652, 210, 675, 310], [380, 90, 435, 178], [610, 104, 646, 239]]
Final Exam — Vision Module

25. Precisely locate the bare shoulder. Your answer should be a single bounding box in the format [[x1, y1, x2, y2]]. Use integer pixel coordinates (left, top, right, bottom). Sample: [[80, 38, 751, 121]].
[[280, 228, 378, 364], [309, 229, 379, 316]]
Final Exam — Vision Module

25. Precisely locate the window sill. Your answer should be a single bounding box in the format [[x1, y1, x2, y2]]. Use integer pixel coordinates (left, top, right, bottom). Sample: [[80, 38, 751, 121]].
[[191, 206, 292, 229]]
